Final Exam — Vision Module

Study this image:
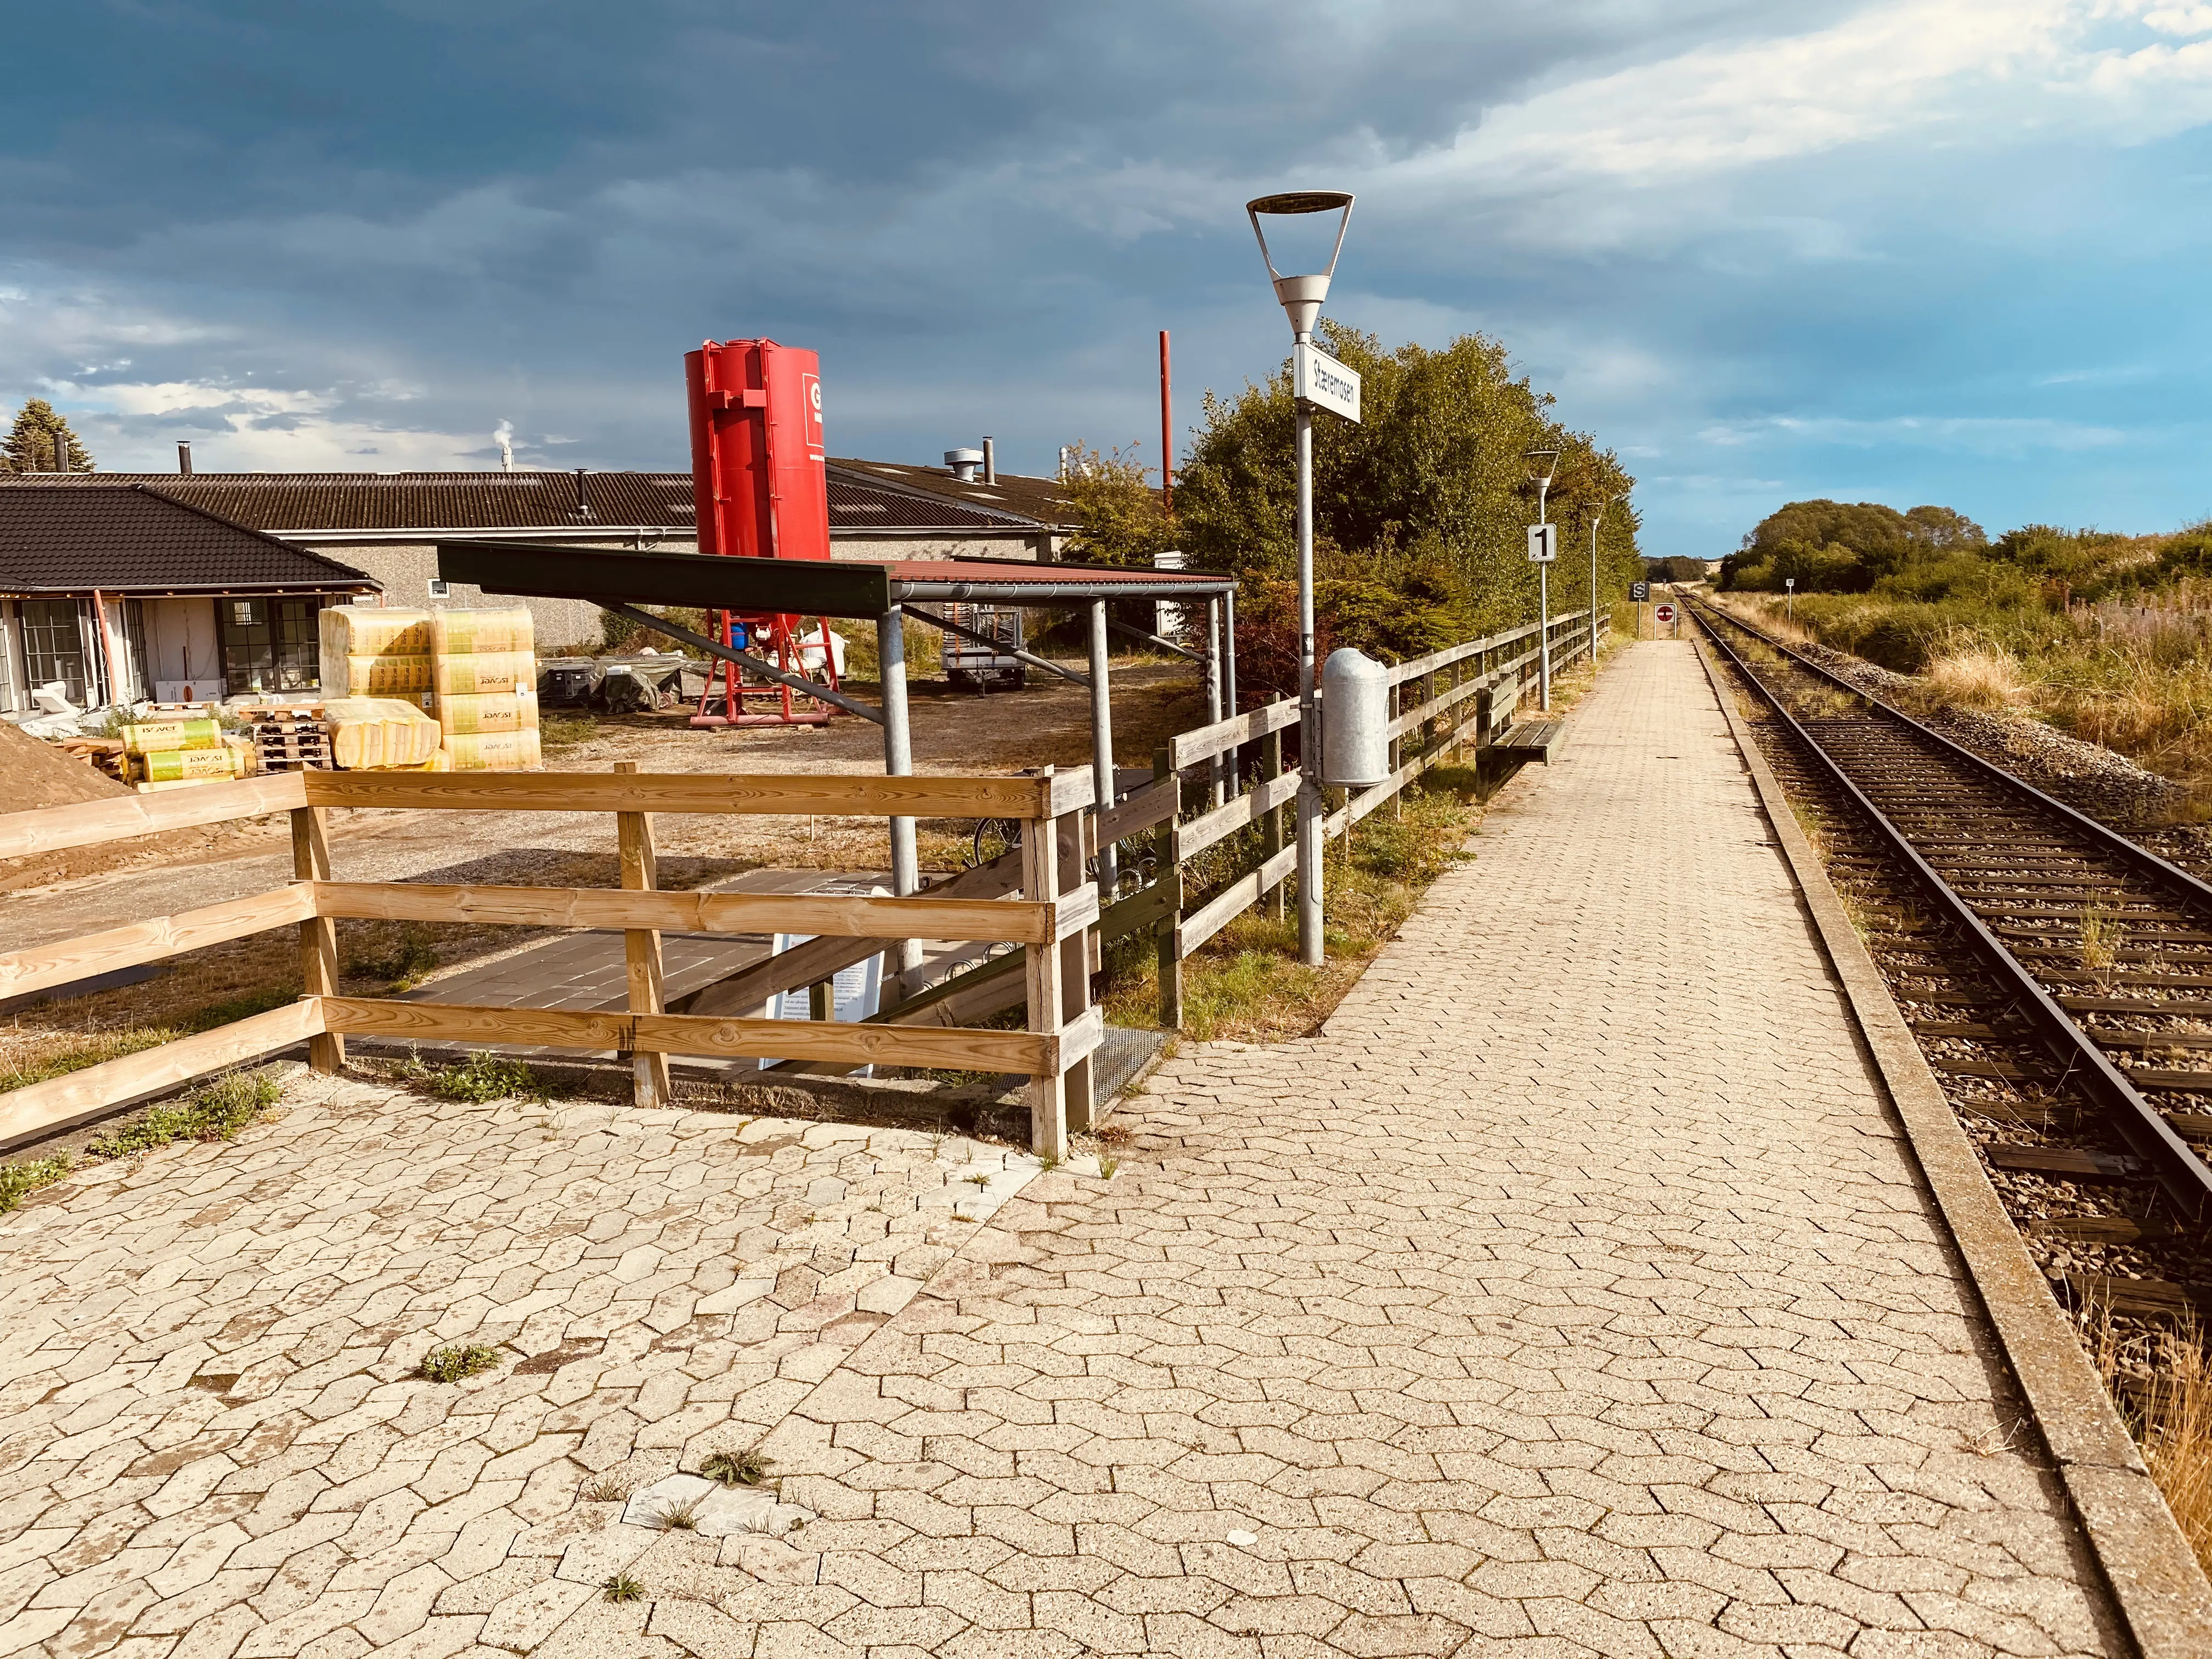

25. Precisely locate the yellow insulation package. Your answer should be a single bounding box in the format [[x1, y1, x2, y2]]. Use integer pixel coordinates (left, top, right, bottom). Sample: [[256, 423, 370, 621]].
[[437, 691, 537, 735], [133, 746, 244, 783], [431, 651, 534, 696], [431, 606, 533, 657], [339, 654, 433, 696], [442, 730, 542, 771], [121, 719, 223, 757], [320, 606, 432, 695], [322, 697, 444, 770]]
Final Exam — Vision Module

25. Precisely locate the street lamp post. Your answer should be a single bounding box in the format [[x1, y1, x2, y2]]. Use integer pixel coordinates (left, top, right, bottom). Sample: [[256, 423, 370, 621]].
[[1526, 448, 1561, 710], [1247, 189, 1355, 968]]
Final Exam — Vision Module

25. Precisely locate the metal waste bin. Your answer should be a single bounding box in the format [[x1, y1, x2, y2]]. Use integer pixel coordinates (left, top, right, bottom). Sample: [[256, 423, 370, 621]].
[[1321, 648, 1390, 787]]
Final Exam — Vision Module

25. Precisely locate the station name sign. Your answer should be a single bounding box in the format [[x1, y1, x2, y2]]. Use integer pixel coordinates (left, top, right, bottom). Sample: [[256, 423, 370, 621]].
[[1294, 343, 1361, 423]]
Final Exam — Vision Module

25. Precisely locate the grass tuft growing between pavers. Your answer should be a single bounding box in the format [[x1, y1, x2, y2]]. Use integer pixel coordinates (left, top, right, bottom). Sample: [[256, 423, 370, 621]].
[[394, 1050, 546, 1103], [86, 1071, 279, 1159], [418, 1343, 500, 1384], [0, 1069, 284, 1213]]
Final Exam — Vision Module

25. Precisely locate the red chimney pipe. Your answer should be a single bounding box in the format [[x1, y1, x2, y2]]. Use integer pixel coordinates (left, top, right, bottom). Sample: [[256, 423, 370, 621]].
[[1159, 329, 1173, 516]]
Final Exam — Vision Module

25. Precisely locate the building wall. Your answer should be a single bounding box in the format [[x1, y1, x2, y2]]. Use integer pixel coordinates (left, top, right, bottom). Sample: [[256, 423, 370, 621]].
[[309, 542, 616, 650]]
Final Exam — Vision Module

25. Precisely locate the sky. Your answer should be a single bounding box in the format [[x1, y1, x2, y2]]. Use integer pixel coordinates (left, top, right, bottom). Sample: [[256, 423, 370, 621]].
[[5, 1, 2212, 558]]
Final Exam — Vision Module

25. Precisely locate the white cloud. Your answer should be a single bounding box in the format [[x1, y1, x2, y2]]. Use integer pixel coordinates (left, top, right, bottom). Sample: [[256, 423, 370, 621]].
[[1371, 0, 2212, 206], [1699, 413, 2130, 453]]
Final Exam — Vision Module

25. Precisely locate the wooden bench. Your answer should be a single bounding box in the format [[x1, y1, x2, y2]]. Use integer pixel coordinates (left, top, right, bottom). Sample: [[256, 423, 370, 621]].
[[1491, 719, 1564, 763]]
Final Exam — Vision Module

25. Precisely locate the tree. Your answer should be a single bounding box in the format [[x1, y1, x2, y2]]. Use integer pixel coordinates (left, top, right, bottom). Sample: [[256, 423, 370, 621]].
[[1724, 498, 1985, 592], [2, 399, 94, 473], [1171, 321, 1640, 640], [1058, 443, 1177, 566]]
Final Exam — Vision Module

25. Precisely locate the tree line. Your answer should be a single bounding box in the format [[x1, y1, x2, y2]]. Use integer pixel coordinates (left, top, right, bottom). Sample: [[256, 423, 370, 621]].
[[1054, 321, 1642, 701]]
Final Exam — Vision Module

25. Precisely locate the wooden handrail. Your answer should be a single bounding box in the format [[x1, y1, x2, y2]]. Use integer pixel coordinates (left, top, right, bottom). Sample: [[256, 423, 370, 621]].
[[0, 772, 309, 859], [300, 768, 1084, 821], [0, 1000, 324, 1151], [308, 881, 1090, 946], [315, 995, 1099, 1077], [0, 885, 318, 1002]]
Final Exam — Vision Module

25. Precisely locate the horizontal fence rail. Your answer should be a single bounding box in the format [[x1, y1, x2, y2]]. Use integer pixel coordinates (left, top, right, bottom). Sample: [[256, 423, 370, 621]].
[[0, 603, 1600, 1156]]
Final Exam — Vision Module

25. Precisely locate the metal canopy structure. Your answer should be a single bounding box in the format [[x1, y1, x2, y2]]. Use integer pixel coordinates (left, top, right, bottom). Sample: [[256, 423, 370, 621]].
[[437, 539, 1236, 618], [435, 538, 1242, 956]]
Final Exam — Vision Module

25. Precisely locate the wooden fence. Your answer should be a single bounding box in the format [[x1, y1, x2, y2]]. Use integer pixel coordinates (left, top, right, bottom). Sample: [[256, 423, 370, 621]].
[[0, 766, 1103, 1160], [0, 607, 1589, 1157]]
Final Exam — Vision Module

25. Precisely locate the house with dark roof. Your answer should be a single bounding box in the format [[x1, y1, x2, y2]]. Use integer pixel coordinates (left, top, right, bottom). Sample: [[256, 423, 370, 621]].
[[3, 466, 1065, 648], [0, 485, 376, 713]]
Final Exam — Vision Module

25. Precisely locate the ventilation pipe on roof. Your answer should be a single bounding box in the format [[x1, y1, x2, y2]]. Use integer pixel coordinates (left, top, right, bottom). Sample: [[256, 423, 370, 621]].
[[177, 441, 192, 476], [573, 468, 594, 520], [981, 437, 996, 486], [944, 448, 983, 484]]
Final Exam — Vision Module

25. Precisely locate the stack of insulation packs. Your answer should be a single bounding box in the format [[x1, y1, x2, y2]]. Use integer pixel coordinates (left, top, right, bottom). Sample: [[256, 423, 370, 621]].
[[317, 606, 448, 770], [318, 603, 539, 771], [119, 717, 255, 792], [431, 607, 540, 770]]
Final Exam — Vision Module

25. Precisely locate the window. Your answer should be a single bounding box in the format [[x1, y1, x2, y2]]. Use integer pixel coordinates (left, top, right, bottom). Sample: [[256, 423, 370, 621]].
[[218, 597, 324, 696], [20, 599, 87, 706]]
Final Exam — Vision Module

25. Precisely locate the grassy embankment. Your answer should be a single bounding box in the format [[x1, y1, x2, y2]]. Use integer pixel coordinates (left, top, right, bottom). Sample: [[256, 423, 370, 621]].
[[1724, 524, 2212, 789]]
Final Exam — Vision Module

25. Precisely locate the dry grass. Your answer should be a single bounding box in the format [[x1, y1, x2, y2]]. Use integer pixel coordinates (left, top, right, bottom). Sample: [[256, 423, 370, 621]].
[[1923, 644, 2030, 709], [2091, 1310, 2212, 1575], [2079, 903, 2125, 973]]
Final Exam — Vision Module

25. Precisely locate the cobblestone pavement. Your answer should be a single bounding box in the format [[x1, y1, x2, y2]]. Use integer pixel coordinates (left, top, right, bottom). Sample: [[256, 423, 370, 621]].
[[0, 641, 2122, 1656], [0, 1084, 1053, 1657]]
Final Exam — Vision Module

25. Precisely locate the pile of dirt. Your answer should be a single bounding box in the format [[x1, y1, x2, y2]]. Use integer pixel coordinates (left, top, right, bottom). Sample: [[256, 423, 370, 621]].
[[1, 720, 128, 808], [0, 720, 294, 897]]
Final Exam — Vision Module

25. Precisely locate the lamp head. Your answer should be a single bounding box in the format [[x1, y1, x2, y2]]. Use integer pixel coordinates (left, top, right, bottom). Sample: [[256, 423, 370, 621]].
[[1524, 447, 1562, 489], [1247, 190, 1355, 338]]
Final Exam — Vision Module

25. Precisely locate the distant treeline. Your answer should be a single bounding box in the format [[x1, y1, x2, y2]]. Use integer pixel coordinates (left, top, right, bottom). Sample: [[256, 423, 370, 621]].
[[1719, 498, 2212, 609]]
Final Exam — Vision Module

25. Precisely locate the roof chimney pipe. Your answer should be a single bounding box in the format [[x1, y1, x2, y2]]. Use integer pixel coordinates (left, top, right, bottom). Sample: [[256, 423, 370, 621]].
[[177, 441, 193, 476], [574, 467, 594, 520], [981, 437, 996, 486]]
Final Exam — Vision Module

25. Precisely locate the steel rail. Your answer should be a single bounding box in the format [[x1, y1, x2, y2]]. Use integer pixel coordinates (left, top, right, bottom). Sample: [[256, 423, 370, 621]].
[[1694, 597, 2212, 916], [1690, 599, 2212, 1220]]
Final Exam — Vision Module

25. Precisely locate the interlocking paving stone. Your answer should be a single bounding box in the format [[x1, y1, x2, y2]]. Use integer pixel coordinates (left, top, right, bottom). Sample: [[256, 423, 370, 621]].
[[0, 642, 2128, 1655]]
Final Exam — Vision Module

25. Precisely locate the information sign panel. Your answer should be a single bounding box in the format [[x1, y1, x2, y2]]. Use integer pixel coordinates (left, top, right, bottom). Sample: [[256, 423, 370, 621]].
[[1526, 524, 1558, 563], [1293, 343, 1362, 422], [1629, 580, 1649, 601]]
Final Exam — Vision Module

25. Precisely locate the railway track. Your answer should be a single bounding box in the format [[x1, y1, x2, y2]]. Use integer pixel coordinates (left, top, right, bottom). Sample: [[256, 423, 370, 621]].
[[1690, 595, 2212, 1322]]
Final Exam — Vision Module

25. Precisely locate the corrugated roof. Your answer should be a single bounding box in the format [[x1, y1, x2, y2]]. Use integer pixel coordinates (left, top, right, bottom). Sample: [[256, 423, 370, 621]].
[[826, 459, 1077, 527], [0, 486, 377, 595], [1, 470, 1052, 535]]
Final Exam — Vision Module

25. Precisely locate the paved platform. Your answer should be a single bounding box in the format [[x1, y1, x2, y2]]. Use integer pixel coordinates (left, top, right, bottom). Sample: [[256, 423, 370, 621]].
[[0, 642, 2123, 1657]]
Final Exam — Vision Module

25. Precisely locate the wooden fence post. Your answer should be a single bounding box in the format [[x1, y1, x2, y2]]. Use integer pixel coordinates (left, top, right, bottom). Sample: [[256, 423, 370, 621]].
[[614, 760, 672, 1109], [291, 806, 343, 1074], [1153, 746, 1184, 1028], [1024, 780, 1069, 1160]]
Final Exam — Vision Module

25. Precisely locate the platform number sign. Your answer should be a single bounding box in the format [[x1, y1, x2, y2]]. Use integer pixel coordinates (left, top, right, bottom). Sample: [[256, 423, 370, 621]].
[[1629, 580, 1649, 602], [1526, 524, 1558, 563], [1654, 602, 1677, 624]]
